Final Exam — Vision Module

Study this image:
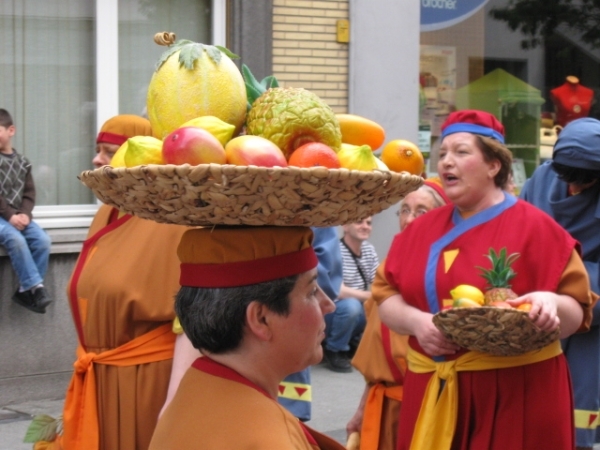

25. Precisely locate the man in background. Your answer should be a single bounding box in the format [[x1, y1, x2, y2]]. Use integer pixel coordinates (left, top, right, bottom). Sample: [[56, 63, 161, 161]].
[[323, 218, 379, 373]]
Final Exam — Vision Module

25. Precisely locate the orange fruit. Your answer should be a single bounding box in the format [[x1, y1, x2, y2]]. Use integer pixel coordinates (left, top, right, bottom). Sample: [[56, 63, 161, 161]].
[[489, 301, 513, 309], [380, 139, 425, 175], [516, 303, 532, 312], [336, 114, 386, 150], [288, 142, 341, 168]]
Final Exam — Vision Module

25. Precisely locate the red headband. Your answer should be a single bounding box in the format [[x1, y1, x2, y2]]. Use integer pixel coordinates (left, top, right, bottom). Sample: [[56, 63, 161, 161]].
[[96, 131, 128, 146], [423, 180, 451, 204], [180, 247, 318, 288]]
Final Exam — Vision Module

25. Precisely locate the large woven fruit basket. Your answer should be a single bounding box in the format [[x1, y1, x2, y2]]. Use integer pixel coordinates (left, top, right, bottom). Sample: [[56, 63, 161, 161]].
[[432, 306, 560, 356], [79, 163, 423, 227]]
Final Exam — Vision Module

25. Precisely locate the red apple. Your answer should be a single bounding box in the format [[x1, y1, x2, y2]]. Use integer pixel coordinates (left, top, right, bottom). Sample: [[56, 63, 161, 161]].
[[225, 135, 288, 167], [162, 126, 226, 165]]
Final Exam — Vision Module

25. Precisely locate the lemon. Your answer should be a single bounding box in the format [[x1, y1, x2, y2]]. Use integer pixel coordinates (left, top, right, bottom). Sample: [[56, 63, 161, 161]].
[[450, 284, 485, 305], [180, 116, 236, 146], [110, 142, 128, 168], [147, 41, 247, 139], [124, 136, 164, 167]]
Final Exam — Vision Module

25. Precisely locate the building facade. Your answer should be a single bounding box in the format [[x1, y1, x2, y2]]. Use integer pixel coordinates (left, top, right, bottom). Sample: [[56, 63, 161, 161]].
[[2, 0, 591, 404]]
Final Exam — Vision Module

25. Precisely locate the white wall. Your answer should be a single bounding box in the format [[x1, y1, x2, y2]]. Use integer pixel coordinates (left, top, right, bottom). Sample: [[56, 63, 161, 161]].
[[349, 0, 421, 256]]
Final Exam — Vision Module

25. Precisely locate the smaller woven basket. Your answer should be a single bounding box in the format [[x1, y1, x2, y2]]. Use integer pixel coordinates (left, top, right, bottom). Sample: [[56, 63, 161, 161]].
[[78, 164, 423, 227], [433, 307, 560, 356]]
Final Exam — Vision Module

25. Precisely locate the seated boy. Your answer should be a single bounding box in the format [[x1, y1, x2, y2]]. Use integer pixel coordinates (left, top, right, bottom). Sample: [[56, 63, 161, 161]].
[[0, 108, 52, 313]]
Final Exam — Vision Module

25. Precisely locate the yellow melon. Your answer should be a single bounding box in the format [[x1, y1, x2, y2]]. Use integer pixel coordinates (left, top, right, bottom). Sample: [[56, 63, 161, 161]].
[[146, 41, 247, 139]]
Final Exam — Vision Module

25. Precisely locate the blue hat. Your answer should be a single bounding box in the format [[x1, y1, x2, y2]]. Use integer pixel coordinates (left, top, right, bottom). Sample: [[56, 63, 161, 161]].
[[553, 118, 600, 170]]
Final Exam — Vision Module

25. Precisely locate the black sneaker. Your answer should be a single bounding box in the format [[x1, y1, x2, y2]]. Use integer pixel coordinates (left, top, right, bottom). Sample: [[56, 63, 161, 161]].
[[346, 341, 359, 360], [323, 349, 353, 373], [32, 287, 52, 310], [12, 289, 46, 314]]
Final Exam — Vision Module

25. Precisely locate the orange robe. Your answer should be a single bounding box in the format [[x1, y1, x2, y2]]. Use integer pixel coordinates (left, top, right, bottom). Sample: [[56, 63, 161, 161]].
[[150, 357, 345, 450], [66, 205, 188, 450], [351, 262, 405, 450]]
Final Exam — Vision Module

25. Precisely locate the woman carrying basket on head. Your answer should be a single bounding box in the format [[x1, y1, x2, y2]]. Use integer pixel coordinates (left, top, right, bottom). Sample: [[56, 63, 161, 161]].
[[57, 115, 197, 450], [376, 110, 595, 450]]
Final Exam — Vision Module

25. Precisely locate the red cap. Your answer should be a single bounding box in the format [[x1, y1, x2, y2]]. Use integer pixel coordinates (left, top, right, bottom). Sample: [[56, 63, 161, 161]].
[[178, 226, 318, 288], [423, 177, 451, 204], [441, 110, 505, 144]]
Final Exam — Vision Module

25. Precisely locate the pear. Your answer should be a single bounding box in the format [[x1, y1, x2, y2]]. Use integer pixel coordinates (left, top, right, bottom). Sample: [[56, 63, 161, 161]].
[[110, 142, 128, 168], [337, 144, 379, 171]]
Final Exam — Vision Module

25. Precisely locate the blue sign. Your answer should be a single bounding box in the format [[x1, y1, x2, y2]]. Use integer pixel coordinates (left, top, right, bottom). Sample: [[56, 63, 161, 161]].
[[421, 0, 491, 32]]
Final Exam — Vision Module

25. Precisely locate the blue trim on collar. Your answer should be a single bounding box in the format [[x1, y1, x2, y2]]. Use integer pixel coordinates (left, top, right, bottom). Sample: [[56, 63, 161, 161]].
[[442, 123, 505, 144], [423, 193, 517, 316]]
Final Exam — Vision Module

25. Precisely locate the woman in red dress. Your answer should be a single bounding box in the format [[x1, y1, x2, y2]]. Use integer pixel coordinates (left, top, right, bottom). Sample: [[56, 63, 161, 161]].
[[377, 110, 594, 450]]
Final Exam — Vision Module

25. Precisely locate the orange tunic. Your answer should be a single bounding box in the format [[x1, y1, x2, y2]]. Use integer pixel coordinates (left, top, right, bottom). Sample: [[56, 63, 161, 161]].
[[66, 205, 188, 450], [150, 357, 345, 450], [351, 262, 405, 450]]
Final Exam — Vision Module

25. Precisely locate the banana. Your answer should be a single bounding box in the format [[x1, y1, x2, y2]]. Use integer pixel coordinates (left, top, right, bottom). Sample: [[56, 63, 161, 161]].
[[450, 284, 485, 305], [452, 298, 482, 308]]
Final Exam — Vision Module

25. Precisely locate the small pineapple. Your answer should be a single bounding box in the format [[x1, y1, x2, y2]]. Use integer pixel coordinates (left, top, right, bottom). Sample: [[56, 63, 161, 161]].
[[477, 247, 520, 304], [242, 64, 342, 159]]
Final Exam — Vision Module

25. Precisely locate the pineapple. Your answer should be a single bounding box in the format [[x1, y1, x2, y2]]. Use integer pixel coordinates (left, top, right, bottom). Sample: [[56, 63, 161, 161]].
[[477, 248, 520, 304], [242, 64, 342, 159]]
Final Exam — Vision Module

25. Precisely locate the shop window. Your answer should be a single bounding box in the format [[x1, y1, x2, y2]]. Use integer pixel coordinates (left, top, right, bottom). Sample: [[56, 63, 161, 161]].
[[484, 58, 528, 82], [0, 1, 96, 206], [118, 0, 211, 115], [0, 0, 213, 225]]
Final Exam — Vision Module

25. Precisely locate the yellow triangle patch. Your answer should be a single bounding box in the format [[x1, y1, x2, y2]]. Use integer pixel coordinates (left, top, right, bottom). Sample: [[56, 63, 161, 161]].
[[444, 249, 459, 273]]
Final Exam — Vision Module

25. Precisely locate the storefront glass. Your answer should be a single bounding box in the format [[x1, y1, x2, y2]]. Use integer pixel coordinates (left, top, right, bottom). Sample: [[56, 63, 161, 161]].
[[118, 0, 211, 115], [0, 0, 211, 208], [419, 0, 600, 190]]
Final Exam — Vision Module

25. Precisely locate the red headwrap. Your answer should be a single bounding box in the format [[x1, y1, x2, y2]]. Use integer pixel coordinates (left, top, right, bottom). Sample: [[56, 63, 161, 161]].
[[96, 114, 153, 145], [424, 177, 451, 204]]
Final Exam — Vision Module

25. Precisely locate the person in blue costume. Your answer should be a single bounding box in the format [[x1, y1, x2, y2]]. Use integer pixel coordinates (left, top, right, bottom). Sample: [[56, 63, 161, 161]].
[[521, 117, 600, 450], [278, 226, 343, 421]]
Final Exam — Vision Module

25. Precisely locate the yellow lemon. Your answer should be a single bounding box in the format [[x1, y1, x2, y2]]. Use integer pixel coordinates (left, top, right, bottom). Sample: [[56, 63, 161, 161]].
[[124, 136, 164, 167], [450, 284, 485, 305], [180, 116, 236, 146], [147, 41, 247, 139], [109, 142, 128, 168]]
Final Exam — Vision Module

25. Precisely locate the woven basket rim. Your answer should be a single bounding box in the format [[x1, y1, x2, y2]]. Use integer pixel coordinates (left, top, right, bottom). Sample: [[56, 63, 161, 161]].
[[433, 306, 559, 356], [79, 163, 423, 227]]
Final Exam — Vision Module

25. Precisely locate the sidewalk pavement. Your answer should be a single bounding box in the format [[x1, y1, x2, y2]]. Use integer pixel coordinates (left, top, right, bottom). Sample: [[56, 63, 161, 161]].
[[0, 361, 365, 449], [3, 364, 600, 449]]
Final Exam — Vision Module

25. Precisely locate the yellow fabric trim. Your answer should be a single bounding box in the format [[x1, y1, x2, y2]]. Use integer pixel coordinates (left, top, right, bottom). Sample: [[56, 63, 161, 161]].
[[278, 381, 312, 401], [443, 249, 459, 273], [172, 316, 183, 335], [407, 340, 562, 450], [574, 409, 600, 429]]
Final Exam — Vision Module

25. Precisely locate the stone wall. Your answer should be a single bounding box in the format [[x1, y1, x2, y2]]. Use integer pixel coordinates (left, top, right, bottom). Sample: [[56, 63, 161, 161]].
[[0, 231, 83, 406], [272, 0, 349, 113]]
